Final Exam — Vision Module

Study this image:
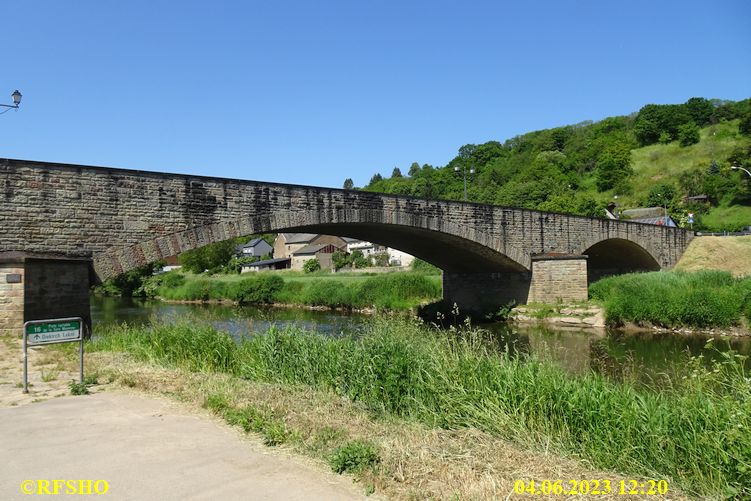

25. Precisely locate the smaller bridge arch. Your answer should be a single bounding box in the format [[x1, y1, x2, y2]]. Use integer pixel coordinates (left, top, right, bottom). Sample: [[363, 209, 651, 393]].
[[582, 238, 661, 282]]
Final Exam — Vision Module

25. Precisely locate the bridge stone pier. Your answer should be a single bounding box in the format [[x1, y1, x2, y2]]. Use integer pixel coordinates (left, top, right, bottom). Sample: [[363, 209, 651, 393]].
[[0, 158, 694, 334]]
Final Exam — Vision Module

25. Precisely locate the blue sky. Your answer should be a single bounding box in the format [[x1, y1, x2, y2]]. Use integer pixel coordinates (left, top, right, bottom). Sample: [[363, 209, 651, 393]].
[[3, 1, 750, 188]]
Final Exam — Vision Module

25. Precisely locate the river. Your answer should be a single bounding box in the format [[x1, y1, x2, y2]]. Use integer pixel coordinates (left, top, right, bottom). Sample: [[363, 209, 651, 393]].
[[91, 296, 751, 388]]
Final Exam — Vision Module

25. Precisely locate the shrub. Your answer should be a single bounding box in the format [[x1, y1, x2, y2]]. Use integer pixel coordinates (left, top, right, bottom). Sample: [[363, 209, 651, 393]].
[[329, 440, 381, 474], [303, 258, 321, 273], [227, 275, 284, 304]]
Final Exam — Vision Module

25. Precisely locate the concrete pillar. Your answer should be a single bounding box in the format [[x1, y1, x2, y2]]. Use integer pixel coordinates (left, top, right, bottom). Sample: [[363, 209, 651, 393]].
[[442, 271, 532, 316], [0, 252, 92, 337], [528, 254, 588, 304]]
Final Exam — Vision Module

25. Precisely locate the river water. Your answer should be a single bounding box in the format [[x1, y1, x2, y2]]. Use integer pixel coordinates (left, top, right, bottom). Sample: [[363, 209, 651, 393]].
[[91, 296, 751, 387]]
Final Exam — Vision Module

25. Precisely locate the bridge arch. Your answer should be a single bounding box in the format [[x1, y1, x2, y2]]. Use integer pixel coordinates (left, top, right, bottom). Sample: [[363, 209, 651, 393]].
[[92, 208, 529, 281], [581, 237, 660, 282]]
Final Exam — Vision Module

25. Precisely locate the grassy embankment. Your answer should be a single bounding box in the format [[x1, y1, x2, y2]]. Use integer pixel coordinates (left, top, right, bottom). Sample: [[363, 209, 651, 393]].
[[675, 235, 751, 277], [88, 317, 749, 498], [590, 270, 751, 329], [151, 270, 442, 311]]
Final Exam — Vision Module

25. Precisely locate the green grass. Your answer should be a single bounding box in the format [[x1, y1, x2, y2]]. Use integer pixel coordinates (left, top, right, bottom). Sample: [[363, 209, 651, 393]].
[[155, 271, 442, 310], [90, 318, 751, 498], [627, 121, 746, 205], [698, 205, 751, 233], [590, 270, 751, 328]]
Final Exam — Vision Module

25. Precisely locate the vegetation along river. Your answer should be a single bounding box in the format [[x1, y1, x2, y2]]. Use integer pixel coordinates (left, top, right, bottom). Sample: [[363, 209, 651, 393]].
[[91, 295, 751, 389]]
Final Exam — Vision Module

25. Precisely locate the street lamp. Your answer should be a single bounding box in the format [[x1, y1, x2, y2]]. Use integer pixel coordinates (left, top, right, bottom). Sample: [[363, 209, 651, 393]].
[[731, 165, 751, 178], [0, 90, 22, 111], [454, 162, 475, 201]]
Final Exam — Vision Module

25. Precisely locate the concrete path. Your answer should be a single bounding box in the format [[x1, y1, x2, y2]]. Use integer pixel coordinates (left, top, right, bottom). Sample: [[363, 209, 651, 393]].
[[0, 392, 365, 501]]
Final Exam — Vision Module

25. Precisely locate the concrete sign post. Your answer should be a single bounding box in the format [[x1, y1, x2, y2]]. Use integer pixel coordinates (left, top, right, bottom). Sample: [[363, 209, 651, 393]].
[[23, 317, 84, 394]]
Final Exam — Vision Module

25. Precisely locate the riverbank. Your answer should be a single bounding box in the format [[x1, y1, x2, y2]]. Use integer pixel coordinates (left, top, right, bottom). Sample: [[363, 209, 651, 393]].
[[590, 270, 751, 331], [144, 270, 442, 311], [84, 317, 748, 498]]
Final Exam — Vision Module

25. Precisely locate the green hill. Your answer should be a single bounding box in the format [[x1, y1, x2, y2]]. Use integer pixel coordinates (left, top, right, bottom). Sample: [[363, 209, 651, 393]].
[[358, 98, 751, 232]]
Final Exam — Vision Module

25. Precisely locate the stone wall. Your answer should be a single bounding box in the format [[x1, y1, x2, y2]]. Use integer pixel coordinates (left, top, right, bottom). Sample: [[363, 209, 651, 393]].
[[0, 258, 25, 336], [528, 255, 589, 303], [0, 158, 694, 283], [443, 272, 532, 314]]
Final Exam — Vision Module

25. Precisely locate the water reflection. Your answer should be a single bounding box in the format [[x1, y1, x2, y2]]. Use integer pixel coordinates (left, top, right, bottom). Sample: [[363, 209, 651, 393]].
[[91, 296, 369, 340], [92, 296, 751, 387]]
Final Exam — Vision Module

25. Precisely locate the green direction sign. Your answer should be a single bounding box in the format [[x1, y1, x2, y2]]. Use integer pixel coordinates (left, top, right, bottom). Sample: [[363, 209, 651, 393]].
[[25, 319, 82, 345]]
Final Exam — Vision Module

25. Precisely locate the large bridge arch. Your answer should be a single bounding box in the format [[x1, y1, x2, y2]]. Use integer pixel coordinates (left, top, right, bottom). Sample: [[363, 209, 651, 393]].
[[93, 209, 530, 281]]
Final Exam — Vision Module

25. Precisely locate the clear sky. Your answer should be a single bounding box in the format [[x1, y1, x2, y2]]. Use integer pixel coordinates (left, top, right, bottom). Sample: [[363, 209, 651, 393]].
[[3, 1, 750, 188]]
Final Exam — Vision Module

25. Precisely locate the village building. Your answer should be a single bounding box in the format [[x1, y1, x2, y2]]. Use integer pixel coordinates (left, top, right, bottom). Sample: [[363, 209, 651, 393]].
[[236, 237, 273, 258]]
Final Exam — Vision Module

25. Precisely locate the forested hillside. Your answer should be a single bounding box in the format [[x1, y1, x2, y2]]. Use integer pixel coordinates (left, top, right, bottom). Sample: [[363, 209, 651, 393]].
[[353, 98, 751, 231]]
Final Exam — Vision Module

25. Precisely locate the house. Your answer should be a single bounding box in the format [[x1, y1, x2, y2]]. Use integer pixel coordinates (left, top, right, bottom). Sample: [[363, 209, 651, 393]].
[[345, 239, 387, 257], [621, 207, 677, 227], [237, 238, 273, 258], [386, 248, 415, 267], [345, 239, 415, 267], [291, 243, 345, 271], [240, 257, 291, 273], [273, 233, 351, 259]]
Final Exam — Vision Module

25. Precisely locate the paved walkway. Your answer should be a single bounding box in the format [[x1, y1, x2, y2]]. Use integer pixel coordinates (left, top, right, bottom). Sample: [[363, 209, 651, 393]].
[[0, 392, 364, 500]]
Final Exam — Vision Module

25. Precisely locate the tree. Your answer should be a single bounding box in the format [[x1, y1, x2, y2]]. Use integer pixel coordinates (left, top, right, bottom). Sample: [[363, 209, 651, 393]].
[[371, 252, 389, 267], [408, 162, 420, 176], [179, 240, 237, 274], [633, 118, 660, 146], [647, 183, 677, 209], [331, 250, 351, 271], [303, 258, 321, 273], [343, 178, 354, 190], [678, 122, 700, 146], [740, 111, 751, 136], [391, 167, 402, 178], [595, 143, 632, 191], [350, 250, 369, 268], [685, 97, 713, 126], [369, 173, 383, 185]]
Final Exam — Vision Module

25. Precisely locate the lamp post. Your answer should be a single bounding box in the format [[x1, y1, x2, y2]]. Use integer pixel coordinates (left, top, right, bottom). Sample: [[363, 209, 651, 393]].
[[454, 161, 475, 201], [731, 165, 751, 178], [0, 90, 22, 110]]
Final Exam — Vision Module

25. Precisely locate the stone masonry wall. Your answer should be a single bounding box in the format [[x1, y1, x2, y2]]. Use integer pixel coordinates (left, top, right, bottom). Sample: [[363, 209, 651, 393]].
[[0, 261, 25, 336], [0, 158, 694, 282], [528, 256, 589, 303]]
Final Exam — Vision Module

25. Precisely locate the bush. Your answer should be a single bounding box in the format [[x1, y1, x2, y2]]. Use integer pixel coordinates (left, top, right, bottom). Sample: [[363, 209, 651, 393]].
[[678, 122, 700, 146], [303, 259, 321, 273], [226, 275, 284, 304], [329, 440, 381, 474]]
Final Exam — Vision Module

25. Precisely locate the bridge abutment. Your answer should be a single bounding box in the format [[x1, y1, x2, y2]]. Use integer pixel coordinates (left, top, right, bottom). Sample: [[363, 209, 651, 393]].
[[443, 271, 532, 315], [0, 253, 92, 337], [443, 254, 589, 315], [528, 254, 589, 304]]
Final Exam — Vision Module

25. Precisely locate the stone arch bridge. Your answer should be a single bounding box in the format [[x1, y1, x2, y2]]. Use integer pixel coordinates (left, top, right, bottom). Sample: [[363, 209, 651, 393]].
[[0, 158, 693, 334]]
